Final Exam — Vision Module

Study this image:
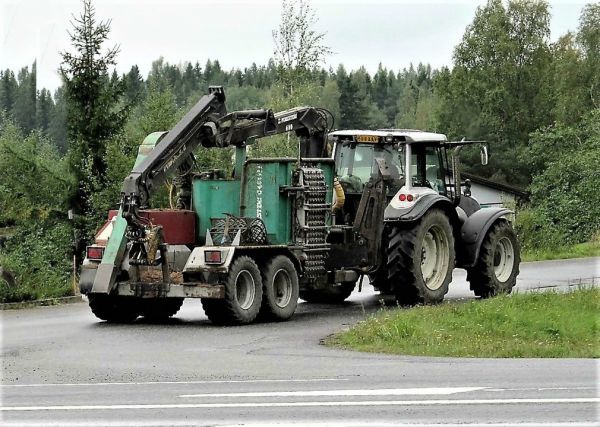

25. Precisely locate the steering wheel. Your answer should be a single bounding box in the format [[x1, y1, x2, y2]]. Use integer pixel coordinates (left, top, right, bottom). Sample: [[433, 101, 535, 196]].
[[412, 177, 432, 189]]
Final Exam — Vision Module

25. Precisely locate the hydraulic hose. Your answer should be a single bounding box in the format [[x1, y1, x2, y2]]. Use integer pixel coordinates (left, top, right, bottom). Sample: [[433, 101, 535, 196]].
[[332, 177, 346, 212]]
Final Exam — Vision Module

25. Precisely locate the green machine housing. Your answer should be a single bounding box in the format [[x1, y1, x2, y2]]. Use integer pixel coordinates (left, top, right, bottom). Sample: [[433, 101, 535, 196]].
[[193, 154, 334, 246]]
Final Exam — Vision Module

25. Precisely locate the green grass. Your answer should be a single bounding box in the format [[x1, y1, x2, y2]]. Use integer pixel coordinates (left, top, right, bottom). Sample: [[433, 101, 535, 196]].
[[327, 288, 600, 358], [522, 241, 600, 262]]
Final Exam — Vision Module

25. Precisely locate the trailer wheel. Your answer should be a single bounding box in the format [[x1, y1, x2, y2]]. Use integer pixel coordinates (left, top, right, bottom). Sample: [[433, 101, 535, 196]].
[[201, 256, 263, 325], [467, 221, 520, 298], [88, 294, 140, 323], [387, 209, 455, 305], [299, 282, 355, 304], [140, 298, 184, 321], [259, 256, 299, 321]]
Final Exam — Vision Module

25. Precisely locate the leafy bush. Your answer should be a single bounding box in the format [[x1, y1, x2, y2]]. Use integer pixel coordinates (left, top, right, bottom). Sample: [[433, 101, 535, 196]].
[[0, 120, 75, 301], [523, 109, 600, 247], [0, 218, 73, 302], [0, 120, 74, 224], [529, 149, 600, 244], [515, 207, 565, 252]]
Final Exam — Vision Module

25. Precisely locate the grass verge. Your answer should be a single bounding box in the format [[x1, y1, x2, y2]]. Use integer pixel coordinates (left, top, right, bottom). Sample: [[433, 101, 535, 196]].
[[327, 288, 600, 358], [522, 241, 600, 262]]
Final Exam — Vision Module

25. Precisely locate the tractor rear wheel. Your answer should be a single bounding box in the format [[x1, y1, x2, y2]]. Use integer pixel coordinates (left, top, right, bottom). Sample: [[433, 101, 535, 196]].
[[201, 256, 263, 325], [140, 298, 184, 321], [88, 294, 140, 323], [299, 282, 355, 304], [259, 256, 299, 321], [467, 221, 520, 298], [387, 209, 455, 305]]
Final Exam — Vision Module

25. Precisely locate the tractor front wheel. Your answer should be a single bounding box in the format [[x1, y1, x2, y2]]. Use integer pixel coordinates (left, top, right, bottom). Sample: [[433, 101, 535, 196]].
[[201, 256, 263, 325], [467, 221, 520, 298], [387, 209, 455, 305]]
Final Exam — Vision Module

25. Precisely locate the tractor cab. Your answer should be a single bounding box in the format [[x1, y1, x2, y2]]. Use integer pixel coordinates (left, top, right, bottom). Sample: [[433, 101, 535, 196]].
[[329, 129, 455, 224]]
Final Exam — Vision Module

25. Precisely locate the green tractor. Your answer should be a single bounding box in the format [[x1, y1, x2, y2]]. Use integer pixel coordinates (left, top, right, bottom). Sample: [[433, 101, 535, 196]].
[[80, 87, 520, 325]]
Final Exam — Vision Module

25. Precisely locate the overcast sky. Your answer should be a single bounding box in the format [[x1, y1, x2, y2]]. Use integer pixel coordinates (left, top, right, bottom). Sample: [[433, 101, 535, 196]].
[[0, 0, 589, 92]]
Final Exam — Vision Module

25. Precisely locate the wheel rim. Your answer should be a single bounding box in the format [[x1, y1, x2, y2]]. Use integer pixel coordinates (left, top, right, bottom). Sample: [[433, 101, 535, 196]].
[[494, 236, 515, 283], [235, 270, 256, 310], [421, 224, 449, 290], [272, 268, 293, 308]]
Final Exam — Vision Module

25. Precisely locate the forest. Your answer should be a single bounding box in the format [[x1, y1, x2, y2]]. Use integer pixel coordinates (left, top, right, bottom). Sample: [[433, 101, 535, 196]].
[[0, 0, 598, 302]]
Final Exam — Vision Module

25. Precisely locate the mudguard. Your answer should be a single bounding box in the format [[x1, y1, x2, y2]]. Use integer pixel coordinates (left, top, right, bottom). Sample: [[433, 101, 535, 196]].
[[79, 265, 97, 294], [457, 207, 512, 267], [183, 245, 237, 275], [384, 193, 454, 222]]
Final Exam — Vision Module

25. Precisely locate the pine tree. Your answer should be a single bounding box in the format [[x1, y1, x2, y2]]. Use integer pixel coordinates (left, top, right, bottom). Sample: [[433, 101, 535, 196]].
[[60, 0, 128, 231], [123, 65, 145, 105], [36, 88, 53, 133], [49, 87, 68, 154], [0, 69, 17, 115], [336, 65, 368, 128], [13, 63, 37, 134]]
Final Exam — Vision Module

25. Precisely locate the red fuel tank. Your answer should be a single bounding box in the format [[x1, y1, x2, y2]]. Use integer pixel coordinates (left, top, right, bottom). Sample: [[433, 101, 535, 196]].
[[108, 209, 196, 245]]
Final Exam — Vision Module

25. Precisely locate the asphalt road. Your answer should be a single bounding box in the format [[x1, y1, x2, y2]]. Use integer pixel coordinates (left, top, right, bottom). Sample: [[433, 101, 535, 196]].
[[1, 257, 599, 426]]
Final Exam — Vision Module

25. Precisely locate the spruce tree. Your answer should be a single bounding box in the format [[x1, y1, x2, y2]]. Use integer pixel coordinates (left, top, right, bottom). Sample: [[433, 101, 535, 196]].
[[60, 0, 128, 236]]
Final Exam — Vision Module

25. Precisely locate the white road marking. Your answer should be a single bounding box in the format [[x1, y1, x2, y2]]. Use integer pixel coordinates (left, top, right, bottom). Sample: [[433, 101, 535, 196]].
[[2, 422, 598, 427], [1, 397, 598, 411], [0, 378, 347, 388], [483, 387, 596, 392], [179, 386, 485, 398]]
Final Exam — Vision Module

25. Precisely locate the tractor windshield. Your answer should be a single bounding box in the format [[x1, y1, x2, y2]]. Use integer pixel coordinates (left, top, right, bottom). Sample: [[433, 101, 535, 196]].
[[334, 143, 404, 193]]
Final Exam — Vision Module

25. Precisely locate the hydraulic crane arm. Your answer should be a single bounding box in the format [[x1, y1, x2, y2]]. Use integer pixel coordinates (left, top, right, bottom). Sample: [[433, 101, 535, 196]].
[[214, 106, 330, 157], [121, 86, 227, 226]]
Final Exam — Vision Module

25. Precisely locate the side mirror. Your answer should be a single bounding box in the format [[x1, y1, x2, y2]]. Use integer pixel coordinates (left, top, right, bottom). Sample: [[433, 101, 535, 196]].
[[463, 179, 472, 197], [480, 144, 489, 166]]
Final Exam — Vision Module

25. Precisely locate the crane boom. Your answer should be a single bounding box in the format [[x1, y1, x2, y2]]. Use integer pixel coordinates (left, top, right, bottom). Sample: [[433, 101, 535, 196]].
[[121, 86, 227, 226]]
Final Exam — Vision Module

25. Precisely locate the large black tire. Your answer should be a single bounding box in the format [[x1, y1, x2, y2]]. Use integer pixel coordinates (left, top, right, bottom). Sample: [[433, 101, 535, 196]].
[[259, 256, 299, 321], [201, 256, 263, 325], [88, 294, 140, 323], [387, 209, 455, 305], [140, 298, 184, 321], [467, 220, 520, 298], [299, 282, 355, 304]]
